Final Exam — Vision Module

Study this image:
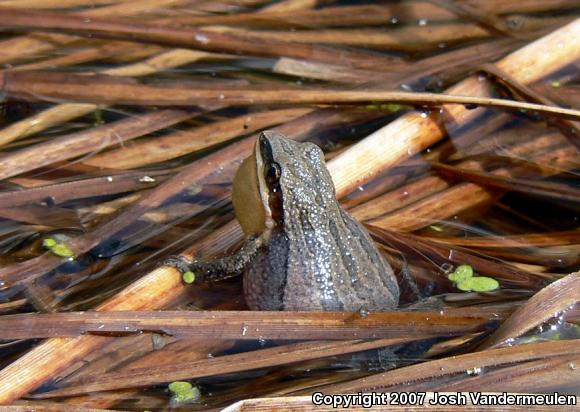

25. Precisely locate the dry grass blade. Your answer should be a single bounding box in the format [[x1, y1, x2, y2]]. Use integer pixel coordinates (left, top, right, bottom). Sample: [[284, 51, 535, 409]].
[[0, 310, 502, 340], [421, 231, 580, 248], [10, 41, 150, 72], [213, 15, 572, 51], [0, 204, 81, 228], [429, 161, 580, 203], [1, 403, 123, 412], [481, 271, 579, 348], [3, 71, 580, 120], [431, 0, 523, 38], [162, 4, 464, 28], [261, 0, 315, 12], [0, 0, 136, 8], [433, 354, 580, 393]]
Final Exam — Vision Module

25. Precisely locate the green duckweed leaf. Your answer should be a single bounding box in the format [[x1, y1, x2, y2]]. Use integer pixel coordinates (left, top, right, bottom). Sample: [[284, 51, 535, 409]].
[[42, 238, 57, 248], [168, 381, 200, 404], [50, 243, 75, 258], [457, 276, 499, 292], [448, 264, 474, 283]]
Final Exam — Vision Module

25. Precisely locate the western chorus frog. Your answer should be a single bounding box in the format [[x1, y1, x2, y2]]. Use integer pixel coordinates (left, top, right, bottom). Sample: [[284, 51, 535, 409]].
[[168, 131, 399, 311]]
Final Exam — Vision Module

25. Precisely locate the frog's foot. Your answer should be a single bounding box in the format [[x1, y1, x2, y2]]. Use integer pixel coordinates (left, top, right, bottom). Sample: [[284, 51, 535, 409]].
[[162, 256, 204, 283]]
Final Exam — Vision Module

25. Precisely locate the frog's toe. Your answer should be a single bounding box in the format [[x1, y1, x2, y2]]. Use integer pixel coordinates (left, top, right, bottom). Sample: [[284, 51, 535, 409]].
[[163, 256, 194, 276]]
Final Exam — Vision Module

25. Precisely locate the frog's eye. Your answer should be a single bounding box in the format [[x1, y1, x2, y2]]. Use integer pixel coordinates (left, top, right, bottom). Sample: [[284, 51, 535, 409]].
[[265, 162, 281, 184]]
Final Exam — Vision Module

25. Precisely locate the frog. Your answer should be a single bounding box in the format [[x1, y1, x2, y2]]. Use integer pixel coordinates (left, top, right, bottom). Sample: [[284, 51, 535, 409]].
[[166, 130, 400, 311]]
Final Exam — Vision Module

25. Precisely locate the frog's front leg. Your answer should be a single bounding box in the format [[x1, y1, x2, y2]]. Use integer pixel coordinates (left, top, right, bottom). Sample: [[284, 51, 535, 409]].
[[164, 237, 262, 283]]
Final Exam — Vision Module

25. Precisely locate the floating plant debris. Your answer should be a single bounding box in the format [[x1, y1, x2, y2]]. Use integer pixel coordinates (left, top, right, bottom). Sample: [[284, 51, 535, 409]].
[[448, 264, 500, 292], [42, 237, 75, 259], [168, 381, 200, 405]]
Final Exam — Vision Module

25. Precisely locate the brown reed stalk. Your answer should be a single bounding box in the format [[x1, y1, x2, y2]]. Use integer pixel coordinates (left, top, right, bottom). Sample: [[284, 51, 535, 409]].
[[211, 16, 569, 51], [0, 308, 501, 341], [82, 108, 313, 169]]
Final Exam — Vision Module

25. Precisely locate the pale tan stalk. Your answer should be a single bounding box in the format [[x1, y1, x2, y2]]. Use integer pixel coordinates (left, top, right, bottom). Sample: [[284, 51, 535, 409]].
[[260, 0, 317, 12], [273, 58, 379, 83], [171, 2, 580, 28]]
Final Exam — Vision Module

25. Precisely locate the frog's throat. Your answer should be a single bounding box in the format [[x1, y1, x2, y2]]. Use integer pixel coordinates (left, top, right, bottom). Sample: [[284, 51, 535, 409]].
[[255, 141, 275, 231]]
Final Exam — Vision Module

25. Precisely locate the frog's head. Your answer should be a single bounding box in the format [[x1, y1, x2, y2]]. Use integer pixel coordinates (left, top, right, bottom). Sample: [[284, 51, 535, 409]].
[[232, 130, 332, 236]]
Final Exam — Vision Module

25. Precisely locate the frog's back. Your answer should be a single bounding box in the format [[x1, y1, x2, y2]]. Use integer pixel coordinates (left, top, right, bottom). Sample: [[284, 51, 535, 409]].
[[243, 209, 399, 312], [282, 207, 399, 311]]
